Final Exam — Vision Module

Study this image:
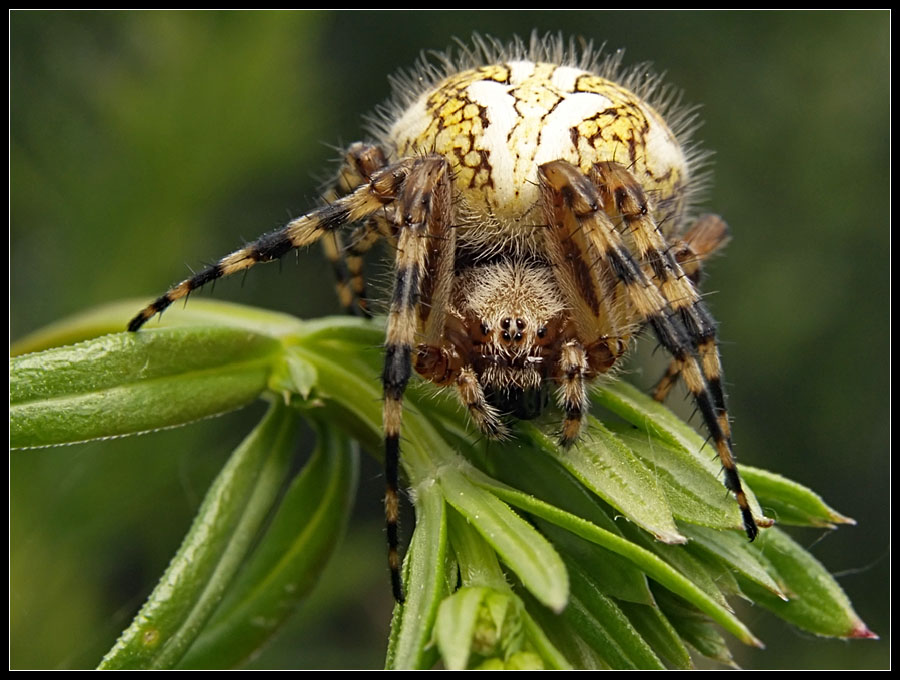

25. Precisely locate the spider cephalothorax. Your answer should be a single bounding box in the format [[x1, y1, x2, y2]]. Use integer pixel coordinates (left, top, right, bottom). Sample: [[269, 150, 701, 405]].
[[128, 34, 760, 603]]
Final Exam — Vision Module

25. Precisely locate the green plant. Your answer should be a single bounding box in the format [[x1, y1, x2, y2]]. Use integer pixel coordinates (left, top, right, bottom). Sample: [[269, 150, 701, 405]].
[[10, 299, 875, 669]]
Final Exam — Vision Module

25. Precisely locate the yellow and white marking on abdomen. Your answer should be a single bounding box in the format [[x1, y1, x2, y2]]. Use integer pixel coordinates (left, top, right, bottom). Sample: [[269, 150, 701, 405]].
[[390, 60, 688, 228]]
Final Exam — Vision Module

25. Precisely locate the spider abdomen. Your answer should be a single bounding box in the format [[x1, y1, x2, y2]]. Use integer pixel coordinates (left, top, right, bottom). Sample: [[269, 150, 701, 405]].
[[389, 60, 689, 231]]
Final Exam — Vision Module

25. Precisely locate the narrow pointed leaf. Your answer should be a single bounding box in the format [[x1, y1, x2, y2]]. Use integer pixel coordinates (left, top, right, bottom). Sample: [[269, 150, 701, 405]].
[[594, 380, 709, 459], [739, 528, 877, 639], [386, 481, 449, 670], [541, 522, 653, 605], [521, 592, 606, 669], [178, 422, 358, 668], [283, 348, 318, 399], [10, 299, 308, 357], [434, 587, 490, 670], [618, 601, 693, 669], [653, 586, 737, 667], [98, 400, 298, 669], [440, 512, 570, 670], [11, 327, 279, 448], [610, 424, 744, 531], [740, 466, 855, 528], [616, 520, 733, 612], [564, 562, 665, 669], [519, 607, 571, 670], [466, 470, 761, 647], [446, 507, 508, 591], [487, 436, 652, 604], [683, 548, 744, 599], [521, 421, 683, 544], [439, 466, 569, 613], [680, 523, 786, 600], [593, 381, 767, 526]]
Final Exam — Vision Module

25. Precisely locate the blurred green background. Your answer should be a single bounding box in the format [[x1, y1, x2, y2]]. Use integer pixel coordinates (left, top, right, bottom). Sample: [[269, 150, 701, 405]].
[[10, 11, 888, 670]]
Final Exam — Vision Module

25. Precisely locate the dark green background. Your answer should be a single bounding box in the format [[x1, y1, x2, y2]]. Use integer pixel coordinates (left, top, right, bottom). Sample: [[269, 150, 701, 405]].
[[11, 11, 888, 669]]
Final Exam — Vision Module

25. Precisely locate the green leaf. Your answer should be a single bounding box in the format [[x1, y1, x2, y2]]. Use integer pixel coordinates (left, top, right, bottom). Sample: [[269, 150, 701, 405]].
[[680, 546, 745, 600], [594, 380, 708, 458], [385, 480, 449, 670], [283, 348, 318, 399], [610, 424, 745, 531], [617, 600, 693, 669], [740, 466, 855, 528], [616, 520, 733, 613], [593, 381, 768, 529], [434, 586, 533, 670], [469, 472, 762, 648], [521, 591, 606, 669], [178, 421, 359, 668], [446, 506, 508, 591], [439, 465, 569, 613], [680, 523, 786, 601], [435, 587, 493, 670], [653, 586, 737, 667], [98, 399, 299, 669], [563, 561, 665, 669], [11, 326, 280, 448], [438, 513, 570, 670], [484, 436, 652, 605], [522, 421, 684, 544], [542, 522, 653, 606], [501, 651, 545, 669], [739, 528, 877, 639], [518, 606, 572, 670], [10, 299, 308, 357], [11, 303, 872, 669]]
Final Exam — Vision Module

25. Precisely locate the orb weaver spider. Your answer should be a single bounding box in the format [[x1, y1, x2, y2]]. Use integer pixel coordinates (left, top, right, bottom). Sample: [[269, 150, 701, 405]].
[[129, 34, 760, 602]]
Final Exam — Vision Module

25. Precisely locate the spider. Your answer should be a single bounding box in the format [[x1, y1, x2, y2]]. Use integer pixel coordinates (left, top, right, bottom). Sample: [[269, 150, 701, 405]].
[[128, 34, 760, 603]]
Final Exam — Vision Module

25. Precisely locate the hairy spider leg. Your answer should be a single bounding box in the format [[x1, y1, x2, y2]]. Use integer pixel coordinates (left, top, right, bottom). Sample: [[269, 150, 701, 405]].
[[591, 162, 730, 431], [649, 213, 731, 402], [381, 155, 455, 602], [320, 143, 390, 317], [553, 340, 592, 445], [127, 158, 414, 332], [537, 170, 631, 446], [539, 160, 758, 541]]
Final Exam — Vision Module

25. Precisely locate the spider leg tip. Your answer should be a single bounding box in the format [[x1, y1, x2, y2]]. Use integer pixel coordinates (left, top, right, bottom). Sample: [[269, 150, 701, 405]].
[[742, 509, 760, 542], [127, 312, 150, 333], [558, 433, 578, 449], [390, 571, 406, 603]]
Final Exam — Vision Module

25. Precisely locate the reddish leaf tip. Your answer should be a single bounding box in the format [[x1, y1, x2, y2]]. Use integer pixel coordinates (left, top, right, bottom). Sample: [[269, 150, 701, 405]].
[[848, 621, 879, 640]]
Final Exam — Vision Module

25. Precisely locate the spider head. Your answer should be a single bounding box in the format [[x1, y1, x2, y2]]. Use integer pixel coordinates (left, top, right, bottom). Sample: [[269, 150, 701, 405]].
[[457, 260, 567, 419]]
